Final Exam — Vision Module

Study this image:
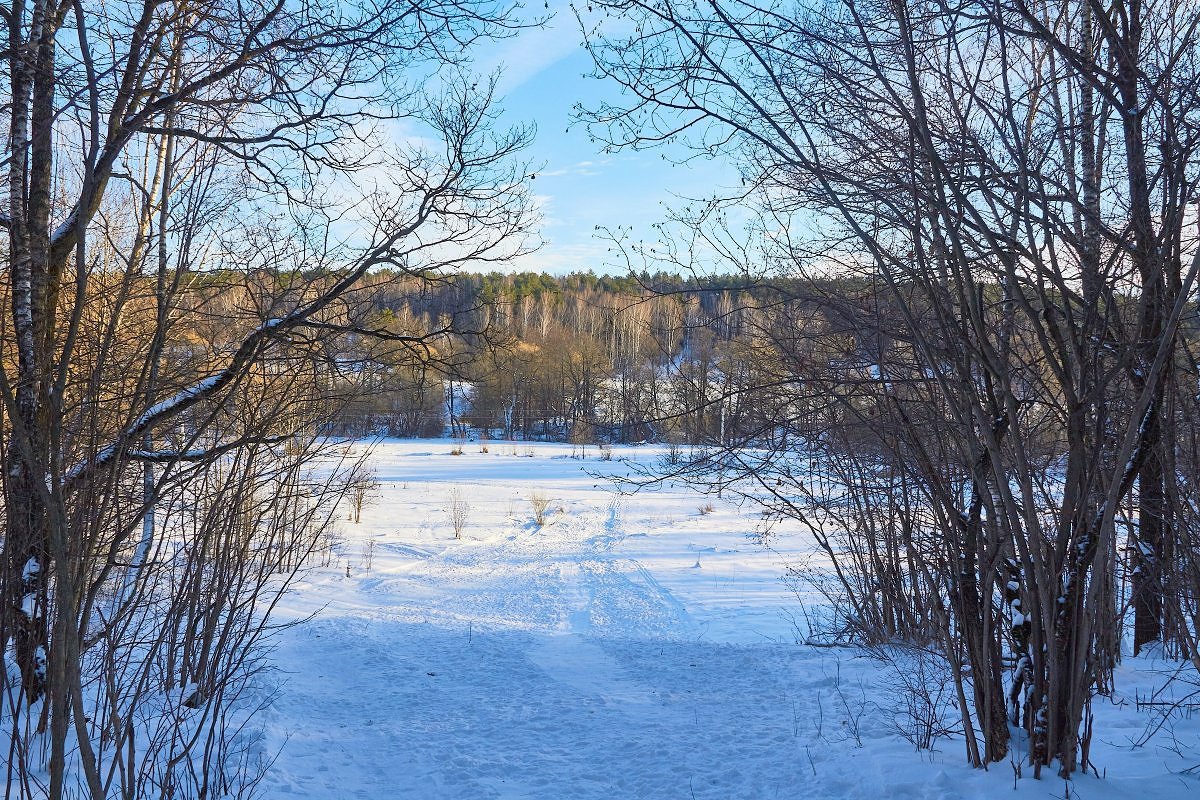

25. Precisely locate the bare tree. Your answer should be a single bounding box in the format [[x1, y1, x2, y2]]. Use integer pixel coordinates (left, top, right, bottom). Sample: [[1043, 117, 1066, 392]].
[[580, 0, 1200, 778], [0, 1, 534, 796]]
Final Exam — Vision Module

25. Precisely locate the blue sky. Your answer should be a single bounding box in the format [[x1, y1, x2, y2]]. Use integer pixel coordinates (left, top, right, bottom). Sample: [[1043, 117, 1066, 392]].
[[475, 4, 742, 274]]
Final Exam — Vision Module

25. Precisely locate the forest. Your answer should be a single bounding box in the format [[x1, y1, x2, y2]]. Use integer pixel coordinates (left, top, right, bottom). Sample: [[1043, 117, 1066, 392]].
[[326, 269, 790, 444]]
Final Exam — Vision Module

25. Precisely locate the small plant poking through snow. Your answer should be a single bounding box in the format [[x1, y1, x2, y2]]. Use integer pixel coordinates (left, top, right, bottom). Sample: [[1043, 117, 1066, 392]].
[[529, 489, 551, 526], [699, 501, 715, 515], [448, 487, 471, 539], [319, 527, 344, 567], [873, 645, 962, 752], [662, 438, 683, 466], [360, 538, 377, 574]]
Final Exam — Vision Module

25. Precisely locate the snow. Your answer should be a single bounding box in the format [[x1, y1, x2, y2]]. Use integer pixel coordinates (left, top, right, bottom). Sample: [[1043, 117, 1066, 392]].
[[133, 374, 222, 429], [257, 439, 1200, 799]]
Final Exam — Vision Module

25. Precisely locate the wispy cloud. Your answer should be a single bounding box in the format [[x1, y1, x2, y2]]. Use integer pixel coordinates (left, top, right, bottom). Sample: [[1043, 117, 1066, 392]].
[[536, 159, 610, 179], [506, 239, 613, 274], [479, 7, 582, 95]]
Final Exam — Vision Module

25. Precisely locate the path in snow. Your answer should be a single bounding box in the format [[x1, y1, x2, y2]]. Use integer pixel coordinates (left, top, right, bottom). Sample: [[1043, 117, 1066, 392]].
[[258, 441, 1199, 800]]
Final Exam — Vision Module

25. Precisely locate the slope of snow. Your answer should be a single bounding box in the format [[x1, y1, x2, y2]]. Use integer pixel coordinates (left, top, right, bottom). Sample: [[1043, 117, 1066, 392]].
[[257, 439, 1200, 799]]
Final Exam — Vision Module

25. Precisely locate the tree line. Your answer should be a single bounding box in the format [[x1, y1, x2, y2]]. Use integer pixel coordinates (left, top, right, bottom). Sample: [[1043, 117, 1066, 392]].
[[326, 269, 796, 445]]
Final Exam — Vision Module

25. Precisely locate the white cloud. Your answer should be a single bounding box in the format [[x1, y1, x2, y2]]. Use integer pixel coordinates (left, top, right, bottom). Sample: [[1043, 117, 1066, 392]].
[[505, 239, 612, 274], [536, 159, 610, 179], [479, 6, 582, 95]]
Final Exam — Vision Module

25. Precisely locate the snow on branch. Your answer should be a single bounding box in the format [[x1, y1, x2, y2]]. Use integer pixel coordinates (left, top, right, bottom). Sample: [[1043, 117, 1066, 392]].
[[64, 319, 287, 483]]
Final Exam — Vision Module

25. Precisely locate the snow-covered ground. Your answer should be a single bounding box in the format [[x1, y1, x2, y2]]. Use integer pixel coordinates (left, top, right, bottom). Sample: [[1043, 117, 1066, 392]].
[[258, 439, 1200, 799]]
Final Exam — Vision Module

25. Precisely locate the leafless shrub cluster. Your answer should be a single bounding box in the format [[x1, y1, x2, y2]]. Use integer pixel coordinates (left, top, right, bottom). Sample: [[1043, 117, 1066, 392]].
[[447, 488, 472, 539], [0, 0, 533, 796], [348, 470, 379, 524], [581, 0, 1200, 779], [872, 645, 964, 753], [360, 539, 378, 574], [80, 440, 364, 799], [529, 489, 552, 527]]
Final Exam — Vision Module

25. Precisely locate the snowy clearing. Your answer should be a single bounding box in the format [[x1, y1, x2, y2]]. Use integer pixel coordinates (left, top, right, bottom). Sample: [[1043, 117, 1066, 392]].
[[258, 440, 1200, 799]]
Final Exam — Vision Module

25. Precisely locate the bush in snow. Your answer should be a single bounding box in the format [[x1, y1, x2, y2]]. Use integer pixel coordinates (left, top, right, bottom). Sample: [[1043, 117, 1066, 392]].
[[529, 489, 551, 526], [448, 487, 472, 538]]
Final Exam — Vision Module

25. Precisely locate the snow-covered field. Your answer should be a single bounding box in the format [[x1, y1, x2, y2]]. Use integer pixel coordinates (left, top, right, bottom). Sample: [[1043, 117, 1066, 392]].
[[258, 439, 1200, 799]]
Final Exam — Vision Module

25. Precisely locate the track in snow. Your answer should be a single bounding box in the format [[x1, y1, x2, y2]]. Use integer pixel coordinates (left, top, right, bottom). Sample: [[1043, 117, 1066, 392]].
[[257, 441, 1200, 800]]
